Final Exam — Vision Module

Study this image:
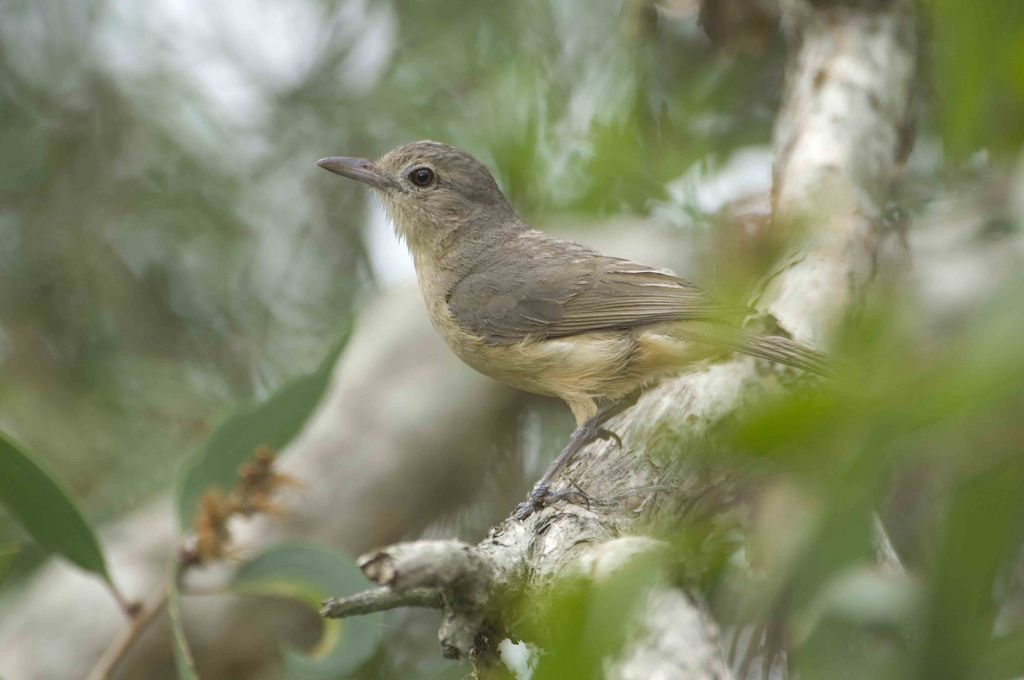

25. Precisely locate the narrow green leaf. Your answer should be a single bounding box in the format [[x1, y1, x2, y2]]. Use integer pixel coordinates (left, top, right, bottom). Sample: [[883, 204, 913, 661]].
[[929, 0, 1024, 155], [916, 460, 1024, 680], [231, 543, 381, 679], [0, 431, 110, 582], [977, 631, 1024, 680], [169, 565, 199, 680], [0, 544, 19, 587], [176, 331, 350, 530]]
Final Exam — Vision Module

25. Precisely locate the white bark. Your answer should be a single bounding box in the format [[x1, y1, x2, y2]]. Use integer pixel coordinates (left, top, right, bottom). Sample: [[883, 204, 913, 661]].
[[765, 0, 917, 345]]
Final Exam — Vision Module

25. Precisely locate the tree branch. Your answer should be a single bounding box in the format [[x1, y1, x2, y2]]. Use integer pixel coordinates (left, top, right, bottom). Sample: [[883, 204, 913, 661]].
[[322, 587, 441, 619]]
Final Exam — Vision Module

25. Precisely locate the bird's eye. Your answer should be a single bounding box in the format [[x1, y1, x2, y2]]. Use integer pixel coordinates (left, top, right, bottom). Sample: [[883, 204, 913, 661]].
[[408, 167, 435, 187]]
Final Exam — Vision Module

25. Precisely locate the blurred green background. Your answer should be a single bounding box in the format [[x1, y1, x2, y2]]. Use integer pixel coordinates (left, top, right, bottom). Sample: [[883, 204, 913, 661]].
[[2, 0, 1024, 678], [0, 0, 791, 559], [0, 0, 782, 535]]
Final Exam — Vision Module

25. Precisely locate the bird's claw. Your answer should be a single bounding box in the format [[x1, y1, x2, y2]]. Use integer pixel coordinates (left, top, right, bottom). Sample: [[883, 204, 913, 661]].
[[513, 481, 593, 520], [513, 500, 538, 521], [559, 480, 593, 509], [513, 483, 548, 520]]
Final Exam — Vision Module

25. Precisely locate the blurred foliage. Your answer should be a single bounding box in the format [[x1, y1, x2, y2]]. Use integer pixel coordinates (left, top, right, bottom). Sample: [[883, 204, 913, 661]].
[[0, 544, 18, 586], [0, 0, 1023, 678], [717, 279, 1024, 679], [928, 0, 1024, 157], [177, 329, 348, 529], [518, 552, 665, 680], [231, 543, 382, 679]]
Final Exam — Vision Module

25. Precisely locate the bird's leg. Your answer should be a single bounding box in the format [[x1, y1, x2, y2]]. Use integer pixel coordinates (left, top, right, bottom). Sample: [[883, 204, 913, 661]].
[[513, 392, 640, 521]]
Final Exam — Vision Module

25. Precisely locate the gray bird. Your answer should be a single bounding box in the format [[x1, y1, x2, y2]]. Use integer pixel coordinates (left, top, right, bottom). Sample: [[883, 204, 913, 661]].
[[317, 141, 826, 518]]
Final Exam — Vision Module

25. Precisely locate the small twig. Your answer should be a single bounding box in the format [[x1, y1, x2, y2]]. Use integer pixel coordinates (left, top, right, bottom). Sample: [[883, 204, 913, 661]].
[[90, 535, 205, 679], [321, 587, 442, 619], [105, 580, 143, 620], [85, 593, 169, 680]]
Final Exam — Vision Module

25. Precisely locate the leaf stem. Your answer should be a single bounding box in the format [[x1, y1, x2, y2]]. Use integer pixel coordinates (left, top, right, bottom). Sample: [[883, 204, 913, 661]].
[[85, 592, 168, 680], [105, 578, 143, 620]]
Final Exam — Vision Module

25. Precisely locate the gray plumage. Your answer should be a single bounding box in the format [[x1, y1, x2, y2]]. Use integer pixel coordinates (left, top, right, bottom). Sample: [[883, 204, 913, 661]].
[[447, 230, 723, 344], [317, 141, 828, 426]]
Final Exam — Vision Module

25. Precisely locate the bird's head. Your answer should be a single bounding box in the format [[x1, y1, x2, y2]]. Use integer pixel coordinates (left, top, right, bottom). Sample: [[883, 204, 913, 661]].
[[317, 141, 514, 254]]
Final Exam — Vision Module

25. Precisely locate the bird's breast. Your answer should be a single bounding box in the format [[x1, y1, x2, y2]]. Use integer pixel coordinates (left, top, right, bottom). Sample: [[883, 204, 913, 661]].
[[426, 297, 647, 404]]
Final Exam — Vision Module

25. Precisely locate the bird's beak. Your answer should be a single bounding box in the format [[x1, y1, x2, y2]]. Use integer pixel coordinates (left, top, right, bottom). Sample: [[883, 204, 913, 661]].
[[316, 156, 395, 191]]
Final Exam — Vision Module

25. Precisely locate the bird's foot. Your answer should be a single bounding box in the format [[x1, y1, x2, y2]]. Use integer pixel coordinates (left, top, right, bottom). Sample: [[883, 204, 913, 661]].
[[513, 483, 550, 521], [512, 410, 627, 521], [513, 481, 594, 521]]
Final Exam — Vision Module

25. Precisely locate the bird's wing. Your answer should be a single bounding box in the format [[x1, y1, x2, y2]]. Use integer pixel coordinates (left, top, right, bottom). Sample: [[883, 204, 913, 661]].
[[446, 231, 724, 343]]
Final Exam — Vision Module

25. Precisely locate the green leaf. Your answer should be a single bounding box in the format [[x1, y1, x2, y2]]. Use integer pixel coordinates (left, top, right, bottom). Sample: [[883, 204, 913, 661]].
[[794, 566, 922, 645], [0, 544, 19, 587], [231, 543, 381, 679], [978, 631, 1024, 680], [916, 460, 1024, 680], [0, 431, 110, 583], [176, 332, 350, 530], [168, 565, 199, 680], [929, 0, 1024, 155], [526, 552, 664, 680]]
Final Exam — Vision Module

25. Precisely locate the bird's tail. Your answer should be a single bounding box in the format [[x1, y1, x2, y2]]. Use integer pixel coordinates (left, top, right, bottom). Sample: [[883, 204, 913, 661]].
[[735, 331, 833, 377], [679, 321, 833, 377]]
